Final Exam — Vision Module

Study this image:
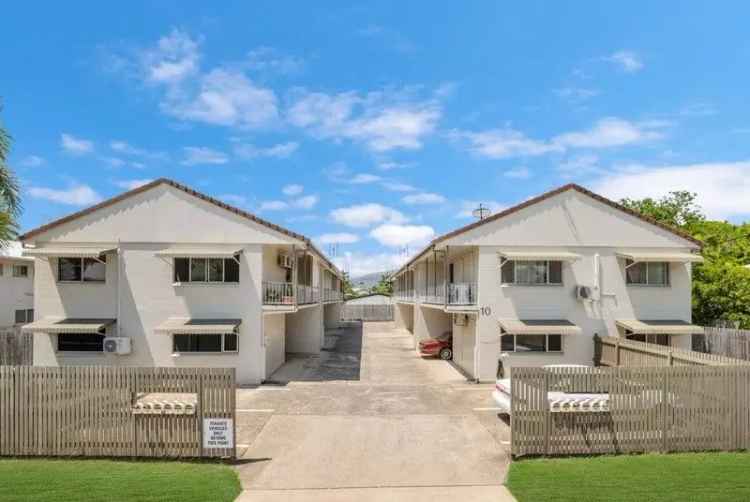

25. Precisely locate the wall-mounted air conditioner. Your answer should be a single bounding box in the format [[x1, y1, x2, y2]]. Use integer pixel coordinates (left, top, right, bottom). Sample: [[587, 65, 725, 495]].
[[575, 285, 592, 301], [278, 254, 293, 269], [103, 337, 132, 355]]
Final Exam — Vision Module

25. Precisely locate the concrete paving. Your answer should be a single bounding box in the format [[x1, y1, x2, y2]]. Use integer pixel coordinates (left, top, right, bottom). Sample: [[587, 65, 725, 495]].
[[235, 321, 513, 501]]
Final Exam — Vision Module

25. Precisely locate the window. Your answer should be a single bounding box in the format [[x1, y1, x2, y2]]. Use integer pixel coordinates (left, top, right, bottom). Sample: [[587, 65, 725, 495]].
[[13, 265, 29, 278], [172, 333, 238, 353], [625, 260, 669, 286], [173, 257, 240, 283], [627, 333, 670, 346], [500, 334, 563, 353], [58, 257, 106, 282], [500, 260, 563, 285], [57, 333, 105, 352], [15, 309, 33, 324]]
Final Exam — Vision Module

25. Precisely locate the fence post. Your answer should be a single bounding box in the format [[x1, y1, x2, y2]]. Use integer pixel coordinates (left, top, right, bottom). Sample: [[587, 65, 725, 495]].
[[543, 370, 550, 455], [615, 338, 621, 367], [661, 369, 669, 452], [667, 350, 673, 366]]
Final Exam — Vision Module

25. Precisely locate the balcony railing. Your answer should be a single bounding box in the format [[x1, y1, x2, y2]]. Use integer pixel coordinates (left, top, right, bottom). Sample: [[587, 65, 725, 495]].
[[323, 289, 343, 302], [263, 281, 295, 305], [394, 290, 414, 301], [297, 285, 320, 305], [448, 282, 477, 305]]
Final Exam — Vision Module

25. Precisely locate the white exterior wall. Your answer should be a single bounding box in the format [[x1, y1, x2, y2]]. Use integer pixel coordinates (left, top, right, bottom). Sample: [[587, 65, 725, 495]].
[[0, 258, 34, 327], [285, 305, 323, 353], [264, 313, 286, 378], [24, 183, 332, 386], [394, 303, 414, 332], [324, 303, 342, 328], [451, 313, 477, 377]]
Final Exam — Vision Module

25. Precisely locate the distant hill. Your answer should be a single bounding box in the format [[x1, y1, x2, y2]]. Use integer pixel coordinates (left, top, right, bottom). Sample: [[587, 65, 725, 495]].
[[351, 270, 392, 290]]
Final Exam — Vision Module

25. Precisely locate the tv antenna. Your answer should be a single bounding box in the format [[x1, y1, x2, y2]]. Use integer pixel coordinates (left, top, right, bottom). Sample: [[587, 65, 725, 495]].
[[472, 203, 490, 220]]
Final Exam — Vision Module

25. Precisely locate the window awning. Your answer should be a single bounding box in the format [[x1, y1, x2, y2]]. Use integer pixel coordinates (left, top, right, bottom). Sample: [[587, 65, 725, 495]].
[[23, 247, 117, 259], [154, 318, 242, 335], [616, 251, 704, 263], [22, 318, 116, 334], [499, 319, 582, 335], [155, 248, 243, 258], [616, 319, 704, 335], [498, 251, 581, 262]]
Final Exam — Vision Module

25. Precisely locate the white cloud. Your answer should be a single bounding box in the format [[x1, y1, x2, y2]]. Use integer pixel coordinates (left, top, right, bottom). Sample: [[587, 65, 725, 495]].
[[181, 146, 229, 166], [317, 232, 360, 245], [604, 50, 643, 73], [330, 203, 406, 228], [142, 28, 200, 84], [101, 156, 126, 168], [114, 179, 153, 190], [557, 154, 601, 178], [28, 184, 101, 206], [350, 173, 382, 184], [245, 46, 304, 75], [453, 117, 667, 159], [504, 166, 531, 179], [60, 133, 94, 155], [234, 141, 298, 160], [380, 181, 417, 192], [109, 140, 168, 161], [457, 200, 506, 219], [402, 192, 446, 205], [282, 184, 304, 196], [370, 223, 435, 247], [219, 194, 248, 206], [287, 88, 441, 152], [590, 161, 750, 220], [377, 160, 412, 171], [292, 194, 318, 209], [258, 200, 288, 211], [679, 102, 718, 117], [554, 87, 600, 103], [333, 251, 410, 278], [20, 155, 45, 167]]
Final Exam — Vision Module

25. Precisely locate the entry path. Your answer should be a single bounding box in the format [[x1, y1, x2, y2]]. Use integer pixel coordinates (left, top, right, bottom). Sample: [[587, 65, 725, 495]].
[[235, 321, 514, 501]]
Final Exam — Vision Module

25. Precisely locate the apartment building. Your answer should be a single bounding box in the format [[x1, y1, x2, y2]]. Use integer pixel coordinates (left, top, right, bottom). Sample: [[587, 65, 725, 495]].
[[0, 242, 34, 327], [391, 184, 704, 382], [19, 179, 343, 385]]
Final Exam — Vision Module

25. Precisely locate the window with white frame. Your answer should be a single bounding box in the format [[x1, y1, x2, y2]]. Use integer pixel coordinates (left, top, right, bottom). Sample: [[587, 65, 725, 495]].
[[14, 309, 34, 324], [57, 333, 105, 352], [12, 265, 29, 278], [173, 257, 240, 283], [501, 260, 563, 285], [172, 333, 238, 353], [625, 260, 669, 286], [501, 333, 563, 352], [626, 333, 670, 346], [58, 257, 106, 282]]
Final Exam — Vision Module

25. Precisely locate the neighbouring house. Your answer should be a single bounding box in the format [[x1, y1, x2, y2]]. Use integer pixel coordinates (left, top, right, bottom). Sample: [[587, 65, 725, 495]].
[[0, 242, 34, 328], [19, 179, 344, 385], [345, 293, 392, 305], [391, 183, 704, 382]]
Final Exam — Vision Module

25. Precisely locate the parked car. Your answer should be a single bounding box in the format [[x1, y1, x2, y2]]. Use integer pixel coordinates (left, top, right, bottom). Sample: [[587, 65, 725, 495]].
[[418, 331, 453, 360], [492, 364, 593, 415]]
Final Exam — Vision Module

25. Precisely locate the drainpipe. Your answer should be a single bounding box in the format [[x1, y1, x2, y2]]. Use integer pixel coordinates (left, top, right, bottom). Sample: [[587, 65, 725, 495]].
[[116, 241, 122, 338]]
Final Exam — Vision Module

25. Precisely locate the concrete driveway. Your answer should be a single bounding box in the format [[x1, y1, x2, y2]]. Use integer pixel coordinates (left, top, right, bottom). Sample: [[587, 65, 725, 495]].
[[235, 321, 513, 501]]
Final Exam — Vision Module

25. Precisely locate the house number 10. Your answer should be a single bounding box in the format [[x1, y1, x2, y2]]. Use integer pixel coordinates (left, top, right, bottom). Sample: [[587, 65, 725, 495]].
[[480, 306, 492, 316]]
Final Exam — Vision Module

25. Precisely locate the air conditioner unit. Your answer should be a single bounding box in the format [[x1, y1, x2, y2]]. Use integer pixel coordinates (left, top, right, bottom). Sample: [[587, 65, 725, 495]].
[[103, 337, 131, 355], [278, 253, 293, 269], [575, 285, 592, 301]]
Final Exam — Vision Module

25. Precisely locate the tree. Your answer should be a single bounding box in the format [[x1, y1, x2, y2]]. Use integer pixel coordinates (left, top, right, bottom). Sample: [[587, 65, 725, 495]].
[[0, 111, 21, 246], [341, 273, 356, 299], [370, 273, 393, 296], [620, 192, 750, 328]]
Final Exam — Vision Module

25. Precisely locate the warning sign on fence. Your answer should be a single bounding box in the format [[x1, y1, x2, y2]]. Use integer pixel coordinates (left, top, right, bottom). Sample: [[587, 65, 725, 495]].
[[203, 418, 234, 449]]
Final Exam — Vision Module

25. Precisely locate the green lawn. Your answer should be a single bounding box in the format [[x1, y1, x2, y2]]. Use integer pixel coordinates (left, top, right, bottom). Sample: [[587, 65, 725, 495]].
[[0, 459, 241, 502], [507, 452, 750, 502]]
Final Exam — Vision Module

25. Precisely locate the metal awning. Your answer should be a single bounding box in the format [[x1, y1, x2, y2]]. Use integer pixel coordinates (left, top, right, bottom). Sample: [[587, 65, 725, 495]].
[[22, 318, 116, 334], [154, 318, 242, 335], [155, 248, 243, 258], [498, 251, 581, 262], [499, 319, 582, 335], [616, 251, 704, 263], [616, 319, 704, 335], [23, 247, 116, 259]]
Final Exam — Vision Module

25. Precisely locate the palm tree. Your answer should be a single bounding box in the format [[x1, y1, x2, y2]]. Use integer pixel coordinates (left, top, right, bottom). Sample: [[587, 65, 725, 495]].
[[0, 115, 21, 246]]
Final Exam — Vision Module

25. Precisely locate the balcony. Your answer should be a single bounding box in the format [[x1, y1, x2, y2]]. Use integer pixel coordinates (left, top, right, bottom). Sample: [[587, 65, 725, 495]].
[[323, 288, 343, 303], [448, 282, 477, 305], [394, 290, 414, 302], [263, 281, 295, 305], [297, 285, 320, 305]]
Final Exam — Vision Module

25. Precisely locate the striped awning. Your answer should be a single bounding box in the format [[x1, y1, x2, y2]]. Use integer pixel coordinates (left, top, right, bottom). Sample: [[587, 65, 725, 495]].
[[155, 248, 243, 258], [154, 318, 241, 335], [616, 251, 704, 263], [23, 247, 116, 259], [498, 251, 581, 262], [616, 319, 704, 335], [22, 318, 116, 334], [499, 319, 582, 335]]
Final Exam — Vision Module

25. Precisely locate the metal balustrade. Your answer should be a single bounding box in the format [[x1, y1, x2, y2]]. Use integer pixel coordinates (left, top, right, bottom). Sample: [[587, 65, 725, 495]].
[[263, 281, 295, 305], [447, 282, 477, 305]]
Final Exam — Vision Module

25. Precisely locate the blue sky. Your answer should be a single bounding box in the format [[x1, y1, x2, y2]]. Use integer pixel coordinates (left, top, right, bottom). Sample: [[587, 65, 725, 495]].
[[2, 2, 750, 276]]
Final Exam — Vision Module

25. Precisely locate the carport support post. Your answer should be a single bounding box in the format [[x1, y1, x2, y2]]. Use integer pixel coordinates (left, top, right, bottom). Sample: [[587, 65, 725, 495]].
[[292, 245, 298, 308], [443, 246, 449, 309]]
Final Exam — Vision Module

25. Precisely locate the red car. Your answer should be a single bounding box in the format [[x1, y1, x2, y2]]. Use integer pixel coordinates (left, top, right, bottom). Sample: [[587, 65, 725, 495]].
[[418, 331, 453, 360]]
